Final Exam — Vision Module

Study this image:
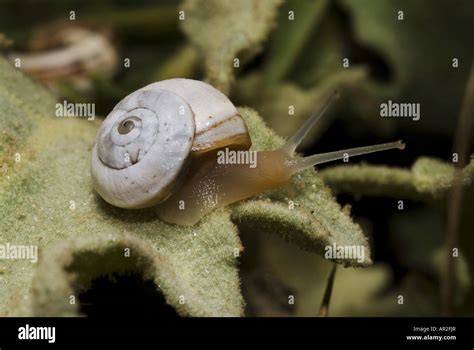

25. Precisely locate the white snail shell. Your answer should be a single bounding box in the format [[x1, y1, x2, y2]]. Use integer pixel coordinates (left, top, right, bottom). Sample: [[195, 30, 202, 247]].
[[91, 78, 250, 209]]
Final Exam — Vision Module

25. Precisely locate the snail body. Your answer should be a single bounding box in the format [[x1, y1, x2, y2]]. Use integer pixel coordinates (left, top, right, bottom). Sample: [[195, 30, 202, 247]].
[[92, 79, 404, 226]]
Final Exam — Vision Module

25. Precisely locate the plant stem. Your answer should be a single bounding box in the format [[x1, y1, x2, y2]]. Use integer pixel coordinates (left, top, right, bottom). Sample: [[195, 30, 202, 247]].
[[442, 63, 474, 316], [319, 263, 337, 317]]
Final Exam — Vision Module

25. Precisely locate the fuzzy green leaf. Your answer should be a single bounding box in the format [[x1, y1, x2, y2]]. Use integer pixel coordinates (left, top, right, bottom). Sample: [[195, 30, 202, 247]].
[[0, 56, 373, 318], [320, 157, 474, 201], [180, 0, 282, 93], [340, 0, 474, 134], [263, 0, 330, 86], [233, 69, 368, 145], [233, 107, 372, 267], [0, 57, 244, 317]]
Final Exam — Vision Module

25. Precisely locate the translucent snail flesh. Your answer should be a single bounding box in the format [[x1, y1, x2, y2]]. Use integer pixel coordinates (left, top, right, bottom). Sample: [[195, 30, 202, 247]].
[[91, 79, 405, 226]]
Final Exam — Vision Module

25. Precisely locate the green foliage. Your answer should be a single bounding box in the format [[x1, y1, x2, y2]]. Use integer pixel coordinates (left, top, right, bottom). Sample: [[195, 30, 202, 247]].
[[340, 0, 474, 134], [1, 0, 472, 317], [233, 69, 368, 146], [0, 57, 372, 316], [263, 0, 330, 86], [181, 0, 283, 93], [0, 57, 243, 316], [320, 157, 474, 201], [233, 107, 371, 266]]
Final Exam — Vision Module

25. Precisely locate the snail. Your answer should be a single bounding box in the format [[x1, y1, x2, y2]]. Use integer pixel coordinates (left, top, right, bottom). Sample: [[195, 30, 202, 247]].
[[91, 79, 405, 226]]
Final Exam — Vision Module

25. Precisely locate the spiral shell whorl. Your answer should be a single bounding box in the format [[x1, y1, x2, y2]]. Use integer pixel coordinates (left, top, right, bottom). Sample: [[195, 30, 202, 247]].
[[97, 108, 158, 169], [92, 88, 195, 208]]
